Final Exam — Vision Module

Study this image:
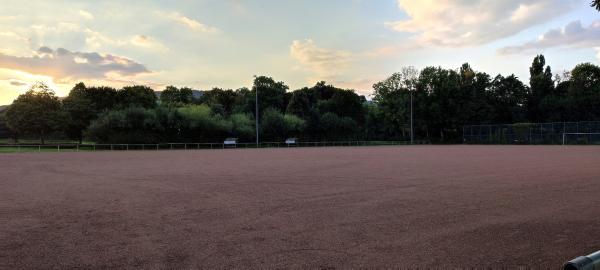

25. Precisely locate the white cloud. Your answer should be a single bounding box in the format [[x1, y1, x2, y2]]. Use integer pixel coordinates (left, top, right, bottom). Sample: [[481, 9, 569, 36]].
[[158, 11, 217, 32], [499, 20, 600, 55], [290, 39, 352, 82], [131, 35, 168, 51], [386, 0, 575, 47], [0, 47, 150, 80], [79, 10, 94, 20]]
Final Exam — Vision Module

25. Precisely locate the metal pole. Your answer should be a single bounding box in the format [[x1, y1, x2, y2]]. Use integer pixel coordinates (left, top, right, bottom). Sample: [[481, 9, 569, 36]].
[[256, 86, 259, 146], [410, 91, 414, 145]]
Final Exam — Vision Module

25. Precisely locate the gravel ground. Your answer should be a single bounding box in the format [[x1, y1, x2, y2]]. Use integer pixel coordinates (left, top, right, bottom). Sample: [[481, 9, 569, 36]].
[[1, 145, 600, 269]]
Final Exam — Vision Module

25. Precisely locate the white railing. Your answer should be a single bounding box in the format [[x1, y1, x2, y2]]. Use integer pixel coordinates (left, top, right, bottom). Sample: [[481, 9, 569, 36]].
[[0, 140, 428, 153]]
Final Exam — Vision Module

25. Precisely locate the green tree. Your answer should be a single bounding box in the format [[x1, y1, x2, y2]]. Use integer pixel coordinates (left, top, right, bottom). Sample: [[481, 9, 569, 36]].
[[373, 71, 415, 139], [62, 83, 118, 143], [86, 107, 164, 143], [4, 82, 63, 144], [568, 63, 600, 120], [202, 88, 238, 116], [318, 112, 358, 140], [117, 85, 157, 108], [177, 105, 230, 142], [489, 75, 529, 123], [229, 113, 255, 141], [286, 88, 313, 118], [260, 108, 286, 141], [160, 86, 193, 105], [251, 76, 288, 115], [528, 55, 554, 121], [283, 114, 306, 138]]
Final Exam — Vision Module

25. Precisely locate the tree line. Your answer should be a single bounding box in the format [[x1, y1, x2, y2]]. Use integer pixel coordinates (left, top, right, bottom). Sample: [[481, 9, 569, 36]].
[[1, 55, 600, 144]]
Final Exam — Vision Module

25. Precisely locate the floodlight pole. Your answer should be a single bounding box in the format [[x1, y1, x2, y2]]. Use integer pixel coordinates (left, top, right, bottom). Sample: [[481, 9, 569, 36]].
[[255, 87, 259, 146], [410, 90, 414, 145]]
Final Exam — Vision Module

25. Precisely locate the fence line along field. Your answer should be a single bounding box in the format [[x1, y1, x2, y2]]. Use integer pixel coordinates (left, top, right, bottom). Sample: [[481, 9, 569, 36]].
[[1, 145, 600, 269]]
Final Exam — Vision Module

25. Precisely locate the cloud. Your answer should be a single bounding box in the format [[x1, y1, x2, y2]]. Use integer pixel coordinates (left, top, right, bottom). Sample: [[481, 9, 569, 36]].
[[158, 11, 217, 32], [386, 0, 575, 47], [79, 10, 94, 20], [290, 39, 352, 81], [499, 20, 600, 55], [0, 47, 150, 80], [8, 79, 27, 86], [131, 35, 168, 51]]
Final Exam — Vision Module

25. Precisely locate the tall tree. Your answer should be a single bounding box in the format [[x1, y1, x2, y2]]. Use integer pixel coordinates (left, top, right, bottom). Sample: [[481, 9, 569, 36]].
[[63, 83, 94, 143], [528, 55, 554, 121], [593, 0, 600, 11], [4, 82, 63, 144]]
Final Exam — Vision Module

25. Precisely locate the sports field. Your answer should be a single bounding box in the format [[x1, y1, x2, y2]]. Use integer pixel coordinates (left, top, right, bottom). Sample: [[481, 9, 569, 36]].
[[1, 145, 600, 269]]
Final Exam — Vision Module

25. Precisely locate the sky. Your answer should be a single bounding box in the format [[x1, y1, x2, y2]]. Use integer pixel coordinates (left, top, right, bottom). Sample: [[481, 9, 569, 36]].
[[0, 0, 598, 104]]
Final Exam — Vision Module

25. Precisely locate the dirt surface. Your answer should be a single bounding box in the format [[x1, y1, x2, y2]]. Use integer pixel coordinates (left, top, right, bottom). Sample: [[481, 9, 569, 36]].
[[1, 145, 600, 269]]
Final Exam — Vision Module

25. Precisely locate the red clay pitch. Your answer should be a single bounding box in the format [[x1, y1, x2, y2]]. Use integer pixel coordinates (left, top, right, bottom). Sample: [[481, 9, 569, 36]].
[[1, 145, 600, 269]]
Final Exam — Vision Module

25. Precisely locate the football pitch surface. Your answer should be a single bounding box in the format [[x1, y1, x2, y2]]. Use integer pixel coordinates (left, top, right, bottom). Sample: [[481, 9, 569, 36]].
[[1, 145, 600, 269]]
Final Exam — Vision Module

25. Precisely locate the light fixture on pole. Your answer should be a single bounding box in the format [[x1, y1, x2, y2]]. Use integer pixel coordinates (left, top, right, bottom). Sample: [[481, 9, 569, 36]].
[[410, 90, 414, 145]]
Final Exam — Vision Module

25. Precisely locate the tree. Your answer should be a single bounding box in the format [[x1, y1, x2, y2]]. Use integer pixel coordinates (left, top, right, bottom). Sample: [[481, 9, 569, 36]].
[[202, 88, 238, 116], [528, 55, 554, 121], [318, 112, 358, 140], [568, 63, 600, 120], [283, 114, 306, 138], [229, 113, 255, 141], [177, 105, 230, 142], [86, 107, 164, 144], [373, 71, 416, 139], [63, 83, 118, 143], [160, 86, 193, 105], [259, 108, 306, 141], [117, 85, 157, 108], [593, 0, 600, 11], [286, 88, 313, 118], [251, 76, 288, 115], [260, 108, 286, 141], [63, 83, 94, 143], [489, 75, 529, 123], [4, 82, 63, 144]]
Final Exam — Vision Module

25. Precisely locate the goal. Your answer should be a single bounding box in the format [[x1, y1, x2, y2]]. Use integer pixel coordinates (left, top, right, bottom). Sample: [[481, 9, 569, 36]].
[[562, 133, 600, 145]]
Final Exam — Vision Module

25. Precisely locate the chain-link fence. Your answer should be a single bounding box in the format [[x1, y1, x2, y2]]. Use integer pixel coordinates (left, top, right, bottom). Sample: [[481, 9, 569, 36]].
[[463, 121, 600, 145]]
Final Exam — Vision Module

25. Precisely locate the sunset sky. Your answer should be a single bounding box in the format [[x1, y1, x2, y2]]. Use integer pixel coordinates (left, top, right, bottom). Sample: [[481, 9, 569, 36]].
[[0, 0, 598, 104]]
